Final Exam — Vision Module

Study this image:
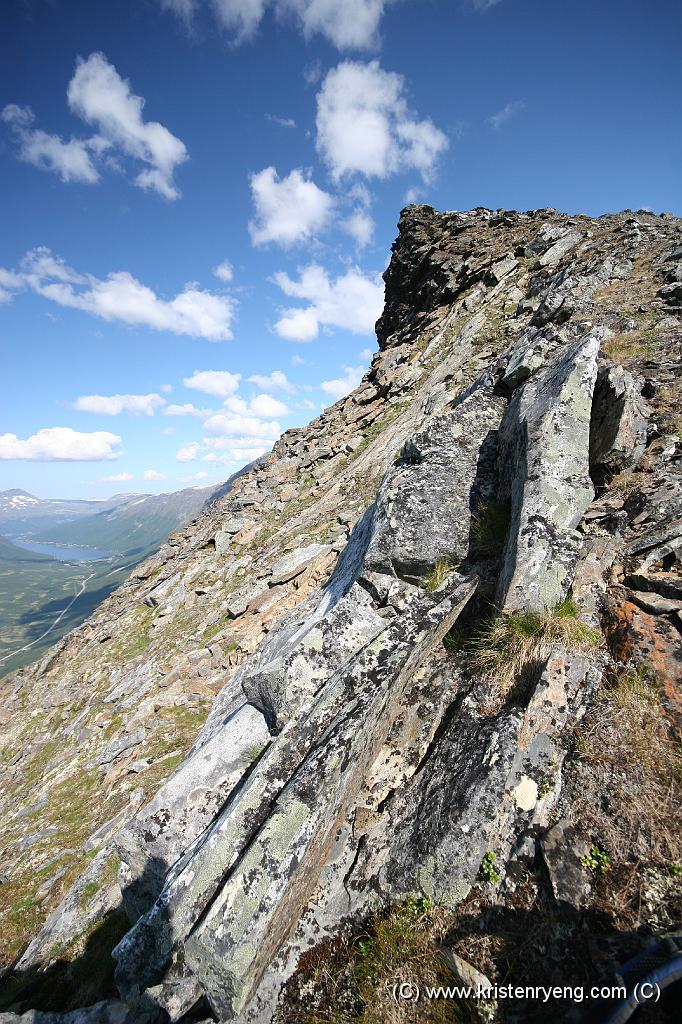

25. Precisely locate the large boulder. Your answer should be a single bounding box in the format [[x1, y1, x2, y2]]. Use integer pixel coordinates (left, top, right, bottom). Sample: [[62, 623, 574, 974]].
[[364, 380, 506, 582], [589, 364, 650, 484], [496, 328, 603, 612]]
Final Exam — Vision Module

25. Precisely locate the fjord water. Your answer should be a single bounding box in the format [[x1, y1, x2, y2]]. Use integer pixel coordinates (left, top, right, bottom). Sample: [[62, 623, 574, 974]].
[[12, 539, 112, 561]]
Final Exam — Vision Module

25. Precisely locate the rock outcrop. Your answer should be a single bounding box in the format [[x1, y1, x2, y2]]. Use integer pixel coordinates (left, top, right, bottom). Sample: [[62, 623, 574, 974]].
[[1, 204, 680, 1023]]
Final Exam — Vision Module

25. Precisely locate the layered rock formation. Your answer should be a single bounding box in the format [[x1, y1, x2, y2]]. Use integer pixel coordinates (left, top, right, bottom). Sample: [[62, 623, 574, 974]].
[[1, 204, 681, 1023]]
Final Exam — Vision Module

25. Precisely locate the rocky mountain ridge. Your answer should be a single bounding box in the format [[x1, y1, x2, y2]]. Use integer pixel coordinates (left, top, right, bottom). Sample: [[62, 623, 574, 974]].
[[0, 204, 680, 1023]]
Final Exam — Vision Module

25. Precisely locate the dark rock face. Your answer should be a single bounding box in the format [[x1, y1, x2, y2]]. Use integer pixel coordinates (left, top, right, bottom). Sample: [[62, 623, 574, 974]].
[[2, 204, 681, 1023], [589, 364, 650, 484]]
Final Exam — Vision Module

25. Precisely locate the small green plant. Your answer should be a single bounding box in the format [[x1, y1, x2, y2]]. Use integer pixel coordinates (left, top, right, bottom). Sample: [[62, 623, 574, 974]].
[[670, 862, 682, 878], [424, 558, 455, 592], [479, 851, 501, 884], [443, 626, 465, 654], [581, 844, 610, 875], [404, 895, 434, 916], [246, 743, 265, 761]]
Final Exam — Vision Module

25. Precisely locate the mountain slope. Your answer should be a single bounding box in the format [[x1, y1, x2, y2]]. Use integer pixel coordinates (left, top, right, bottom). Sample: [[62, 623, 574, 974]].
[[36, 485, 223, 556], [0, 485, 226, 677], [0, 205, 680, 1023], [0, 490, 134, 540]]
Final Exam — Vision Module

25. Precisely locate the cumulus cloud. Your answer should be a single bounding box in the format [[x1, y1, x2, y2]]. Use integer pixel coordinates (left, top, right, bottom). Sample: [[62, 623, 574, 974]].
[[1, 104, 102, 184], [67, 52, 188, 199], [249, 393, 289, 417], [101, 472, 134, 482], [488, 100, 525, 130], [247, 369, 295, 393], [316, 61, 448, 181], [73, 392, 166, 416], [203, 411, 282, 438], [249, 167, 334, 248], [273, 264, 384, 342], [0, 247, 235, 340], [320, 364, 365, 400], [160, 0, 395, 50], [163, 402, 212, 416], [143, 469, 166, 480], [2, 54, 187, 199], [213, 260, 234, 283], [280, 0, 393, 49], [0, 427, 122, 461], [176, 441, 203, 462], [183, 369, 242, 397], [341, 207, 374, 248]]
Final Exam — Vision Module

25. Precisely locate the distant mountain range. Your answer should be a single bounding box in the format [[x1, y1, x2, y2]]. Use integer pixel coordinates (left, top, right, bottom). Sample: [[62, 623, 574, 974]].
[[0, 483, 225, 676], [34, 485, 222, 556], [0, 488, 134, 539]]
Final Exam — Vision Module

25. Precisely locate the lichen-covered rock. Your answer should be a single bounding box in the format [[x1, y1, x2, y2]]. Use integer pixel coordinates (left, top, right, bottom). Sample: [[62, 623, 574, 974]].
[[589, 364, 650, 484], [496, 328, 602, 612], [364, 380, 506, 582], [115, 698, 270, 922]]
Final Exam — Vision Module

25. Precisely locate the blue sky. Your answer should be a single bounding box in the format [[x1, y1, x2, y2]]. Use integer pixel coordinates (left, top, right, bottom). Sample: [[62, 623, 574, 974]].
[[1, 0, 680, 500]]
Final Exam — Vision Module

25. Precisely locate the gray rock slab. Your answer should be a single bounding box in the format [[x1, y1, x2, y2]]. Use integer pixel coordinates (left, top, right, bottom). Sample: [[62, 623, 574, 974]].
[[269, 543, 332, 585], [496, 328, 602, 612], [589, 364, 649, 484], [364, 380, 506, 583], [116, 701, 270, 922]]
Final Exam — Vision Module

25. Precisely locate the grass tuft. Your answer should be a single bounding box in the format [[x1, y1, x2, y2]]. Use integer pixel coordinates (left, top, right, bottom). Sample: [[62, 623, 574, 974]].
[[424, 558, 456, 593], [468, 596, 603, 698]]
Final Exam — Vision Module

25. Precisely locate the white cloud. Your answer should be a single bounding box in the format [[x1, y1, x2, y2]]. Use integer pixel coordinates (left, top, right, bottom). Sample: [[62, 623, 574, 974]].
[[280, 0, 393, 49], [316, 61, 448, 181], [211, 0, 268, 41], [213, 259, 234, 283], [489, 100, 525, 130], [403, 185, 425, 205], [0, 247, 235, 340], [273, 264, 384, 341], [101, 472, 134, 482], [320, 364, 365, 400], [249, 166, 334, 248], [160, 0, 395, 50], [291, 353, 306, 366], [202, 412, 281, 439], [1, 104, 101, 184], [249, 393, 289, 417], [266, 113, 296, 128], [247, 369, 295, 394], [176, 441, 202, 462], [359, 347, 373, 359], [341, 207, 374, 248], [160, 383, 174, 393], [2, 54, 187, 199], [73, 392, 166, 416], [181, 470, 211, 481], [472, 0, 502, 11], [143, 469, 166, 480], [67, 52, 188, 199], [0, 427, 122, 461], [164, 402, 212, 416], [183, 369, 242, 397]]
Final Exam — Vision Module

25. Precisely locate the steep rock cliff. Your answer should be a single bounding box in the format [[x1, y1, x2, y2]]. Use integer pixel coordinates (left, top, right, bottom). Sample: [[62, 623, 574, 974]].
[[1, 205, 680, 1023]]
